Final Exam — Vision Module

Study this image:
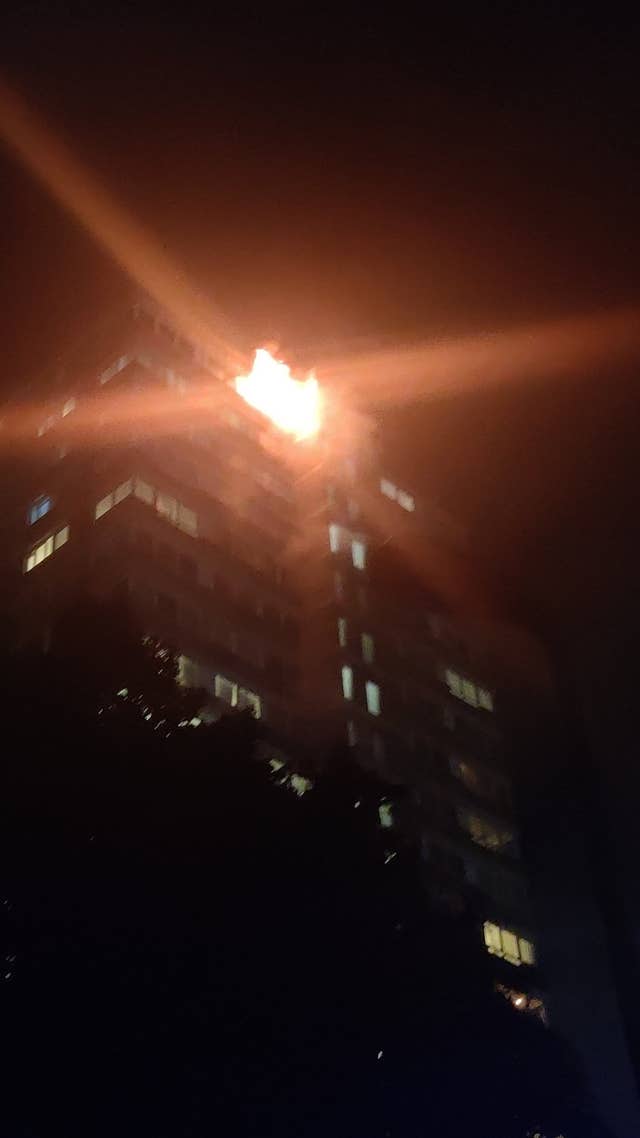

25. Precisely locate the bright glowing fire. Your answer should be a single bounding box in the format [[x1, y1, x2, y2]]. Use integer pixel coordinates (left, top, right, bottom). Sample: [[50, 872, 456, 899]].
[[234, 348, 321, 440]]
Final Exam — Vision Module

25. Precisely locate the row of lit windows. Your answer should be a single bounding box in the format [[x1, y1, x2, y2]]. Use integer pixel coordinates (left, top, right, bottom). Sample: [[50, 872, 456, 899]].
[[483, 920, 535, 967], [379, 477, 415, 512], [95, 477, 198, 537], [328, 524, 367, 570], [341, 666, 381, 715], [445, 668, 494, 711], [337, 619, 375, 663], [213, 673, 262, 718], [24, 526, 69, 573]]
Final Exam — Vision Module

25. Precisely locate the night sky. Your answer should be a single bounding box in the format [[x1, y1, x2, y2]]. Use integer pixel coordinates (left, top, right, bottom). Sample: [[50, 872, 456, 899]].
[[2, 3, 640, 627]]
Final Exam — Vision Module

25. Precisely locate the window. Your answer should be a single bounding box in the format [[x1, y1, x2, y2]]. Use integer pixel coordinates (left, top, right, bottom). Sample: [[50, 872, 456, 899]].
[[95, 493, 114, 520], [24, 526, 68, 572], [341, 664, 354, 701], [25, 535, 53, 571], [457, 807, 515, 854], [134, 478, 154, 504], [380, 478, 415, 511], [445, 668, 494, 712], [114, 479, 132, 504], [177, 504, 197, 536], [62, 397, 76, 417], [346, 720, 357, 747], [215, 674, 238, 706], [351, 539, 367, 571], [28, 495, 52, 525], [156, 492, 179, 524], [397, 490, 415, 512], [237, 687, 262, 718], [365, 680, 381, 716], [483, 921, 535, 967], [495, 983, 546, 1022], [361, 633, 375, 664], [37, 414, 57, 437], [99, 354, 132, 384], [378, 799, 393, 828], [328, 523, 343, 553], [337, 617, 348, 648]]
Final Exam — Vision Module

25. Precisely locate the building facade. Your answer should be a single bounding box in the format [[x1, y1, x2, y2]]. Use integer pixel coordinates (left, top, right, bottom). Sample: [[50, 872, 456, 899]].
[[3, 298, 638, 1134]]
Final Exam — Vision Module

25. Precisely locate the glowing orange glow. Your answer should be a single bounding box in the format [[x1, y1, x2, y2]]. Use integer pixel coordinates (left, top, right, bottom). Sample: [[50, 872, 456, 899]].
[[234, 349, 321, 440]]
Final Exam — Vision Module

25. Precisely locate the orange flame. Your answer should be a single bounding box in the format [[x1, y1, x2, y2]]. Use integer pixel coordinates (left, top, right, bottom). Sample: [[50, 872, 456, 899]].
[[234, 349, 321, 440]]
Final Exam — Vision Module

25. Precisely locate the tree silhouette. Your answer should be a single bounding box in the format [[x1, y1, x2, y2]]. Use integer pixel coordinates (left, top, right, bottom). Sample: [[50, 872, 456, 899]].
[[0, 597, 609, 1138]]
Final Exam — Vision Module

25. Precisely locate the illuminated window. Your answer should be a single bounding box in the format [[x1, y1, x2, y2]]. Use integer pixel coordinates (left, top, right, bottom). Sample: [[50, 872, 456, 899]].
[[478, 688, 494, 711], [237, 687, 262, 718], [337, 617, 348, 648], [341, 664, 354, 701], [365, 680, 381, 716], [95, 493, 114, 520], [380, 478, 415, 511], [495, 983, 546, 1022], [25, 535, 53, 571], [378, 800, 393, 828], [351, 538, 367, 570], [361, 633, 375, 664], [457, 807, 515, 854], [134, 478, 154, 504], [328, 523, 343, 553], [37, 414, 57, 437], [346, 720, 357, 747], [445, 668, 494, 712], [24, 526, 69, 572], [177, 504, 197, 536], [62, 397, 76, 417], [483, 921, 535, 967], [99, 354, 132, 385], [114, 479, 133, 504], [215, 674, 238, 706], [156, 493, 179, 524], [28, 495, 52, 525]]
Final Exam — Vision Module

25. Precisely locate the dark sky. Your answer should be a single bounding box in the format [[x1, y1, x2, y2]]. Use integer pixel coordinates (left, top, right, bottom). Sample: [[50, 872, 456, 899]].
[[2, 3, 640, 627]]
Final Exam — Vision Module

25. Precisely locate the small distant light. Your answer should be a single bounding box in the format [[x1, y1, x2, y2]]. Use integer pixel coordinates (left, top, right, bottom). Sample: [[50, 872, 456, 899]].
[[377, 1050, 384, 1060], [514, 995, 526, 1008], [354, 800, 361, 809]]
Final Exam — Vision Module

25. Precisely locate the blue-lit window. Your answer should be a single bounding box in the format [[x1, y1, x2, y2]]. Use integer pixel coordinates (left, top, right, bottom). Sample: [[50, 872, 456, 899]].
[[28, 495, 52, 525]]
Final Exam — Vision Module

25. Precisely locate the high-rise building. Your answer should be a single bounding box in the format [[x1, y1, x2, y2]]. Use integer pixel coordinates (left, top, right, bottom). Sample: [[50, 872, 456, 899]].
[[2, 298, 638, 1135]]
